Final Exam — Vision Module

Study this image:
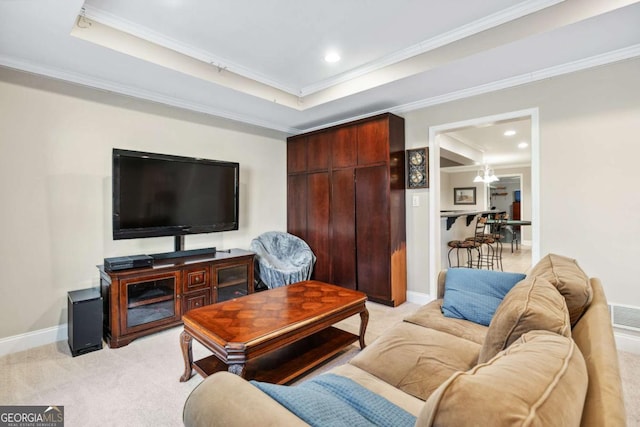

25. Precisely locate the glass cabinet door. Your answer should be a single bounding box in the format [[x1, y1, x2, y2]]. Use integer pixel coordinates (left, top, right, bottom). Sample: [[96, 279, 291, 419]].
[[214, 263, 249, 302], [121, 272, 180, 332]]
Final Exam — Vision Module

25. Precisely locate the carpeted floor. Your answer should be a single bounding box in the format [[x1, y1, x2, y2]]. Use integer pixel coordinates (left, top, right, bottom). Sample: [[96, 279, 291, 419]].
[[1, 300, 638, 426]]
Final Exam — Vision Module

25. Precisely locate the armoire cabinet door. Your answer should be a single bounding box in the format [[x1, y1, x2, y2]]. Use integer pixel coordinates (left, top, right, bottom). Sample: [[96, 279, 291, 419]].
[[330, 169, 356, 289], [287, 174, 307, 240], [355, 165, 391, 301], [307, 172, 330, 282], [287, 136, 307, 173], [331, 126, 357, 169], [307, 133, 330, 172], [357, 119, 389, 166]]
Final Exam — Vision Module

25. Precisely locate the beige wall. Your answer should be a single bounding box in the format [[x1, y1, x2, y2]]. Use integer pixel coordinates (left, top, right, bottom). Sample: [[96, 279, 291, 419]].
[[441, 170, 485, 211], [403, 57, 640, 306], [0, 68, 287, 339], [2, 56, 640, 341]]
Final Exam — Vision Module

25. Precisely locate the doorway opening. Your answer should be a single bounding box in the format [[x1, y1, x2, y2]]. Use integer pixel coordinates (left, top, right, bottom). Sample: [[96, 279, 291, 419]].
[[428, 108, 540, 298], [490, 174, 522, 220]]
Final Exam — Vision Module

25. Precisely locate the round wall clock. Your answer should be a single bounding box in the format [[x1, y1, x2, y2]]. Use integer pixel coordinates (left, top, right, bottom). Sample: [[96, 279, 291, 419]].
[[407, 147, 428, 189], [410, 169, 424, 184], [410, 151, 424, 166]]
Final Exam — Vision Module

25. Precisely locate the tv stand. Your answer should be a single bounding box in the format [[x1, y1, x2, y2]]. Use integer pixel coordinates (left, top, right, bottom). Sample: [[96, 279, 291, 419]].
[[151, 247, 217, 261], [99, 248, 255, 348]]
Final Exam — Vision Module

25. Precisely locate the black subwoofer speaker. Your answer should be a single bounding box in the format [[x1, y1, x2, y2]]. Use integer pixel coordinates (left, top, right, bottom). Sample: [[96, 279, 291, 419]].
[[68, 288, 103, 357]]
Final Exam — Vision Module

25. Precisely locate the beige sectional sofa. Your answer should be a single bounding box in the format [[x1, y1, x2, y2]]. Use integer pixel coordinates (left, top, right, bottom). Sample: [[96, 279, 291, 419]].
[[183, 254, 626, 426]]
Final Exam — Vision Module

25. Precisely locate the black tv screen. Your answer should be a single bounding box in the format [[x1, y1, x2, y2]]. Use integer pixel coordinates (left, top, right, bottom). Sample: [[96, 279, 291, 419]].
[[112, 149, 239, 240]]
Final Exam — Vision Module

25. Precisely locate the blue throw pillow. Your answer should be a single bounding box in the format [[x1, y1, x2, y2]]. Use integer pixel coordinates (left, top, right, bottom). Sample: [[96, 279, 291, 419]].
[[442, 268, 526, 326]]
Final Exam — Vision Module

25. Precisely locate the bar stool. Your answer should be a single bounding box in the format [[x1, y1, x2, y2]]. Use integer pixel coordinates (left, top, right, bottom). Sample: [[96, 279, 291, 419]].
[[508, 225, 520, 253], [488, 214, 508, 271], [447, 239, 481, 268], [465, 217, 495, 269]]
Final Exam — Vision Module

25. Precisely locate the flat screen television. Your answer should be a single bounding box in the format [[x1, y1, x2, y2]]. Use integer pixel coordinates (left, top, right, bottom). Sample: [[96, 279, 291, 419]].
[[112, 149, 239, 242]]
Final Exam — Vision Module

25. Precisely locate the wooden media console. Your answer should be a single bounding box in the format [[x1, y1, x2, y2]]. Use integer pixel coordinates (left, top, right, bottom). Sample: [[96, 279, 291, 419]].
[[99, 249, 254, 348]]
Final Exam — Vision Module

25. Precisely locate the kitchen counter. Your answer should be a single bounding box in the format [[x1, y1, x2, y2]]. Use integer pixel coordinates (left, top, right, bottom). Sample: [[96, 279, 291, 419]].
[[440, 210, 504, 230]]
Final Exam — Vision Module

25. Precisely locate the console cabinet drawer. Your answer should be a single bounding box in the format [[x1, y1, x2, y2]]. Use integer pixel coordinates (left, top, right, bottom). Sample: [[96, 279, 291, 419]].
[[183, 267, 210, 293], [182, 290, 211, 313]]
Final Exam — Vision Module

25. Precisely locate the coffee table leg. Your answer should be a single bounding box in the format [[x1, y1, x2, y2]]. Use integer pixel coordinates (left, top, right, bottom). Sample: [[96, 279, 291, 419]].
[[359, 308, 369, 349], [228, 363, 246, 377], [179, 331, 193, 382]]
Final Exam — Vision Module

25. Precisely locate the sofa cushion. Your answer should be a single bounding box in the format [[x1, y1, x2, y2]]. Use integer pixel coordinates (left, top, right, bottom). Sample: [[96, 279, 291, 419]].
[[478, 276, 571, 364], [349, 322, 480, 401], [404, 299, 487, 345], [441, 268, 526, 326], [417, 331, 588, 427], [528, 253, 592, 326]]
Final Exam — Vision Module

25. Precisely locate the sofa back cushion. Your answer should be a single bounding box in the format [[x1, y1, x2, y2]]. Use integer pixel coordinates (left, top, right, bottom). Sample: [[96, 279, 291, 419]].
[[404, 300, 488, 345], [528, 253, 592, 326], [349, 322, 481, 401], [478, 276, 571, 364], [441, 268, 526, 326], [417, 331, 588, 427]]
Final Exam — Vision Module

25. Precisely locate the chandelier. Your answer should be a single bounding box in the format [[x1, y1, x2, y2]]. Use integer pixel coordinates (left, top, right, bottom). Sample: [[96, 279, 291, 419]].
[[473, 165, 499, 183]]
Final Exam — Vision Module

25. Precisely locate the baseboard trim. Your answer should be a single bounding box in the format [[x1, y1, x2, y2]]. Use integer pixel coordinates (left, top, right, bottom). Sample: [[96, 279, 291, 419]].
[[0, 324, 68, 357], [2, 315, 639, 357], [406, 291, 433, 305], [614, 331, 640, 355]]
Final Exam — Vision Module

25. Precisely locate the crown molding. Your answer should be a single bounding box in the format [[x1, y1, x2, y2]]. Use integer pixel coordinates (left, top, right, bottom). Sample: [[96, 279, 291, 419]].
[[297, 43, 640, 133], [298, 0, 564, 96], [84, 1, 562, 99], [82, 5, 301, 97], [2, 41, 639, 136], [389, 43, 640, 117], [0, 55, 299, 134]]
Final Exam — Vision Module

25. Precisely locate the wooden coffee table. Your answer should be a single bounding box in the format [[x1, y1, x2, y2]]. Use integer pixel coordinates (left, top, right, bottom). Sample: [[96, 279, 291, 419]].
[[179, 280, 369, 384]]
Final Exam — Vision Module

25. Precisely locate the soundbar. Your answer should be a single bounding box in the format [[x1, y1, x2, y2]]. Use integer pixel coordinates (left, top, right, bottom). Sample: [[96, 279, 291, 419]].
[[151, 247, 217, 261], [104, 254, 154, 271]]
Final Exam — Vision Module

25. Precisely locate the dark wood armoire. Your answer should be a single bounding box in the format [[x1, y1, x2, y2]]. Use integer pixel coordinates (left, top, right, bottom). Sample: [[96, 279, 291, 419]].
[[286, 113, 406, 306]]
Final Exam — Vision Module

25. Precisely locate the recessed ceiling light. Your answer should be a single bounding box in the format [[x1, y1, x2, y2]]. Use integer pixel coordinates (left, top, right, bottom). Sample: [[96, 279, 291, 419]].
[[504, 130, 516, 136], [518, 142, 529, 149], [324, 52, 340, 63]]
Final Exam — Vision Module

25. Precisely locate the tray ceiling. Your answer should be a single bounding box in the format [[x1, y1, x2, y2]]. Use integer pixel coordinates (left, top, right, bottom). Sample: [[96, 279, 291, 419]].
[[1, 0, 639, 133]]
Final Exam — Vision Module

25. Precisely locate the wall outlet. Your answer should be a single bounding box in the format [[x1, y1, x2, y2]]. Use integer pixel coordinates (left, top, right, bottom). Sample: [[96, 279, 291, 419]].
[[412, 195, 420, 207]]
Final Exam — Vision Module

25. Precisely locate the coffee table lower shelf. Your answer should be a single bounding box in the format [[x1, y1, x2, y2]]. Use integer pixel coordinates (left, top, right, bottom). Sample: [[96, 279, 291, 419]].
[[192, 326, 358, 384]]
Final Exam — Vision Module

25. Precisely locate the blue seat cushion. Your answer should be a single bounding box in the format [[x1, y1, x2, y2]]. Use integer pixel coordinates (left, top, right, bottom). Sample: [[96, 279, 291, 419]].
[[442, 268, 526, 326]]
